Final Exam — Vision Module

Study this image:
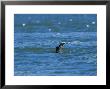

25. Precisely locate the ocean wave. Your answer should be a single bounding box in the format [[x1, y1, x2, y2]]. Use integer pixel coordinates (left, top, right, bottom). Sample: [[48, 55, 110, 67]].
[[14, 40, 96, 48], [15, 32, 96, 38]]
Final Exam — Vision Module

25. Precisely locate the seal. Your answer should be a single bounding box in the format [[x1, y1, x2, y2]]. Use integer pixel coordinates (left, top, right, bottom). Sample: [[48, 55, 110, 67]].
[[56, 42, 65, 53]]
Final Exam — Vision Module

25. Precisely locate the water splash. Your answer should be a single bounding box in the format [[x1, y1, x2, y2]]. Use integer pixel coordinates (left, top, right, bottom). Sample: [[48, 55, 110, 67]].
[[48, 28, 52, 31], [92, 21, 95, 24], [86, 24, 90, 28], [22, 23, 26, 27]]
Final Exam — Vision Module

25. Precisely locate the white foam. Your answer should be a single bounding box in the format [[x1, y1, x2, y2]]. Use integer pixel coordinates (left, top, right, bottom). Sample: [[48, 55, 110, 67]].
[[22, 23, 26, 27], [56, 33, 61, 35], [67, 42, 71, 44], [72, 41, 81, 44], [65, 41, 81, 45], [48, 28, 51, 31], [61, 42, 66, 44], [92, 21, 95, 24], [86, 24, 90, 28]]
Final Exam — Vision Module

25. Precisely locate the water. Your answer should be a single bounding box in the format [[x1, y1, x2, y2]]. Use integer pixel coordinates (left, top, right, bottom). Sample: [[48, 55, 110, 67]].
[[14, 14, 97, 76]]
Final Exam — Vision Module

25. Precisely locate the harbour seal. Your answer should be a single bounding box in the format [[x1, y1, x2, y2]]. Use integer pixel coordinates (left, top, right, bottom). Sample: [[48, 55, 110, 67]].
[[56, 42, 65, 53]]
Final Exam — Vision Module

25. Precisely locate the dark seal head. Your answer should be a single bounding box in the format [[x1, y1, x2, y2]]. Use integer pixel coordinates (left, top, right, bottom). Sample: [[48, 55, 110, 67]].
[[56, 42, 65, 53]]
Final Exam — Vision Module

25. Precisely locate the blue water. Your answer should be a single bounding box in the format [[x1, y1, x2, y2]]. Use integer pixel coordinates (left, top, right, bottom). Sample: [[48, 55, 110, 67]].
[[14, 14, 97, 76]]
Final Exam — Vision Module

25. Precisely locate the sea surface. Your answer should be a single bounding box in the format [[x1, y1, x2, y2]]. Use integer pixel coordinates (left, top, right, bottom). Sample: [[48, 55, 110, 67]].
[[14, 14, 97, 76]]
